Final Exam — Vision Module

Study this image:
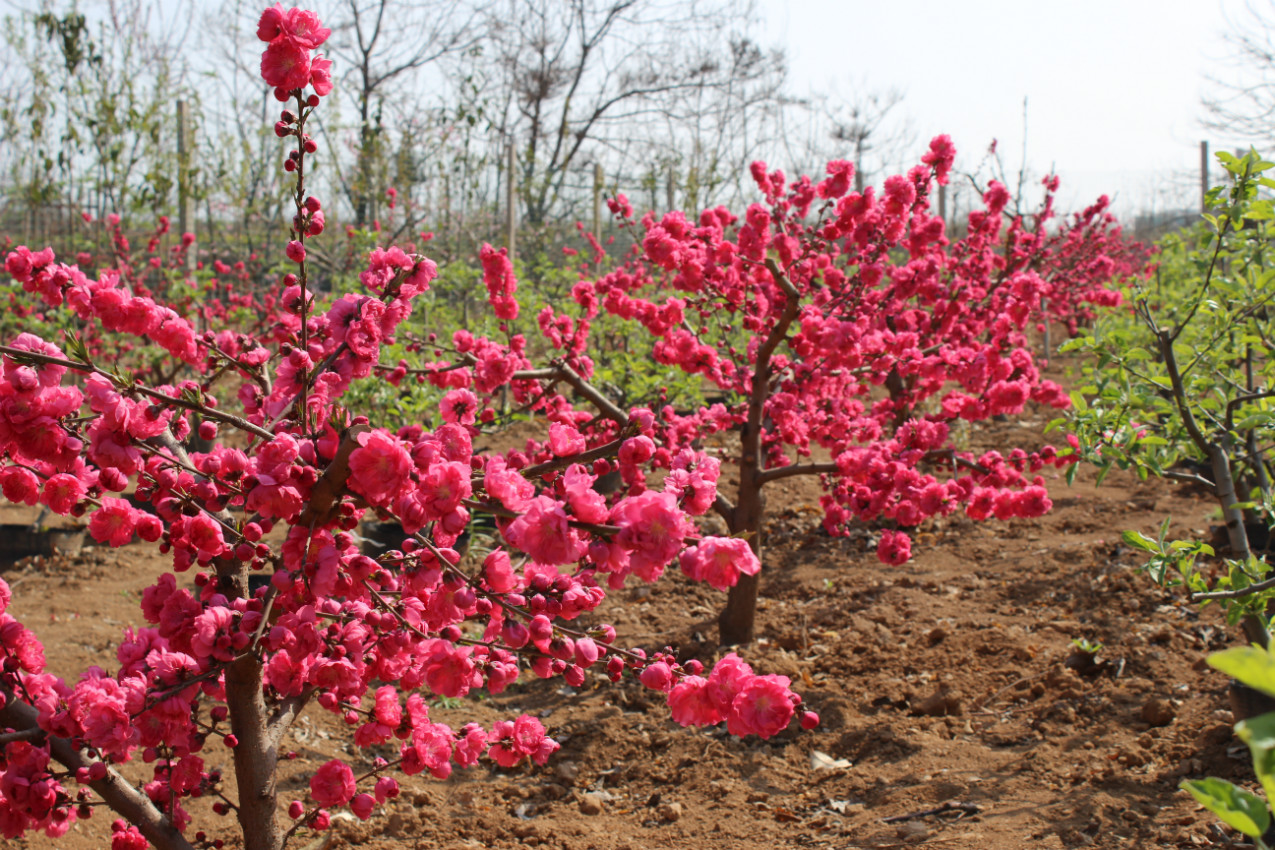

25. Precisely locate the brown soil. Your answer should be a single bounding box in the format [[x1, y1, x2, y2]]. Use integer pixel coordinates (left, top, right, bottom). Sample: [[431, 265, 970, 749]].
[[0, 408, 1255, 850]]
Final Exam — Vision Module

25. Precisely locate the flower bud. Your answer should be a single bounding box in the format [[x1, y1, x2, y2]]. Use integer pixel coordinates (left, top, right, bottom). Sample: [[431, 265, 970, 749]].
[[528, 614, 553, 644], [639, 661, 673, 692], [350, 793, 375, 820], [563, 664, 586, 687], [501, 619, 529, 649]]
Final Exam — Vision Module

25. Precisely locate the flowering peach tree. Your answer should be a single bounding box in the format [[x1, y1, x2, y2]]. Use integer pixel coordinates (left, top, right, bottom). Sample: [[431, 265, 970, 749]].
[[539, 143, 1147, 643]]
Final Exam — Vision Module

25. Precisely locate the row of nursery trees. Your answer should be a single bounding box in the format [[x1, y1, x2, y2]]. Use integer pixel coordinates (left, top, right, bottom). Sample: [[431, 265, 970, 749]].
[[3, 5, 1246, 850], [1068, 150, 1275, 847]]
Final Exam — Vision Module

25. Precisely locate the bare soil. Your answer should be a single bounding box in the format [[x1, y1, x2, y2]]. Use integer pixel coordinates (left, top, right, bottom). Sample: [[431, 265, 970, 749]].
[[1, 406, 1255, 850]]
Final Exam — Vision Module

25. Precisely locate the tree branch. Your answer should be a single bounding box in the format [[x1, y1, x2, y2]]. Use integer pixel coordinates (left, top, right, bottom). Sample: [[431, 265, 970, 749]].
[[757, 461, 837, 485], [0, 687, 195, 850], [295, 424, 370, 528], [1194, 574, 1275, 601], [1162, 469, 1216, 488]]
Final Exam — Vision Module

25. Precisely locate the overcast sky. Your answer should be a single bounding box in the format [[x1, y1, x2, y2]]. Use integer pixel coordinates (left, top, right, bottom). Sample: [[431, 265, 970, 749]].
[[759, 0, 1246, 219]]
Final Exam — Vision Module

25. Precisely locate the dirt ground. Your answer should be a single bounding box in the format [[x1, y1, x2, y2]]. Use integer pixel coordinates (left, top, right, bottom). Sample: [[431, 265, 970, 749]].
[[0, 399, 1259, 850]]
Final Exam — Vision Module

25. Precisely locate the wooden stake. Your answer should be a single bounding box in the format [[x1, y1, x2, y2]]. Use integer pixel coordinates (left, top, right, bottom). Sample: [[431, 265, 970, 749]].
[[1201, 140, 1210, 214], [505, 142, 517, 266], [176, 100, 196, 274]]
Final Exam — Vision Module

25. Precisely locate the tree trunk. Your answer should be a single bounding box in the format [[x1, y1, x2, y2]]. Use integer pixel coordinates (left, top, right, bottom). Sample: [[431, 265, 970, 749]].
[[225, 653, 283, 850], [720, 480, 762, 645], [1210, 443, 1271, 649]]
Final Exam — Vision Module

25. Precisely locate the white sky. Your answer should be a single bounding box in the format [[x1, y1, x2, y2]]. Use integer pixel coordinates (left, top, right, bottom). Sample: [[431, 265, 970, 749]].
[[760, 0, 1244, 220]]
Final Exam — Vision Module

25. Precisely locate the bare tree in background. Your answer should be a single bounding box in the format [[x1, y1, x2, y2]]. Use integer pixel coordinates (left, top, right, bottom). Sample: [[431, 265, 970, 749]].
[[204, 0, 295, 260], [0, 0, 193, 243], [330, 0, 487, 229], [824, 85, 912, 193], [1203, 0, 1275, 141], [632, 32, 787, 212], [490, 0, 782, 225]]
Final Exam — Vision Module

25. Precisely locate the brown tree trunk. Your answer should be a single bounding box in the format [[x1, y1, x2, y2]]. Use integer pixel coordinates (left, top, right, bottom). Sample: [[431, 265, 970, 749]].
[[225, 652, 282, 850], [717, 259, 801, 645], [720, 480, 762, 645]]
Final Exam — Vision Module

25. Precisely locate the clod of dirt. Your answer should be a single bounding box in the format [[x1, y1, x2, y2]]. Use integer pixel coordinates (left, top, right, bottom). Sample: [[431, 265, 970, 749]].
[[1045, 665, 1085, 699], [1141, 697, 1176, 727], [657, 802, 683, 823], [382, 812, 405, 837], [911, 685, 962, 717], [554, 761, 579, 785], [578, 793, 604, 816], [895, 820, 929, 843], [925, 626, 948, 646]]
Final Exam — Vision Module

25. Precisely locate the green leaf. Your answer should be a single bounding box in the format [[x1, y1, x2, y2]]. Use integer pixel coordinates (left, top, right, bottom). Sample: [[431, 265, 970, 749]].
[[1210, 646, 1275, 697], [1181, 777, 1270, 839], [1095, 461, 1113, 487], [1123, 530, 1161, 553], [1236, 414, 1273, 431], [1238, 713, 1275, 804]]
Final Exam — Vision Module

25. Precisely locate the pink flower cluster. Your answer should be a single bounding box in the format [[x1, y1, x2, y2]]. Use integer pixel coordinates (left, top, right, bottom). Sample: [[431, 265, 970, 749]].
[[258, 4, 332, 100], [5, 249, 201, 363], [661, 653, 813, 738]]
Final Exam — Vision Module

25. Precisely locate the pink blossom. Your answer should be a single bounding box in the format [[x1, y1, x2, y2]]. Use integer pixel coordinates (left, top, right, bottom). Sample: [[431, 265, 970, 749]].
[[261, 40, 311, 91], [922, 135, 956, 184], [505, 496, 586, 566], [639, 661, 674, 692], [548, 422, 585, 457], [679, 536, 759, 591], [705, 653, 753, 714], [309, 760, 356, 807], [111, 825, 148, 850], [668, 675, 722, 727], [440, 389, 478, 426], [876, 529, 911, 566], [610, 492, 692, 581], [1014, 485, 1052, 518], [418, 460, 471, 518], [485, 456, 534, 512], [185, 514, 228, 562], [281, 7, 330, 48], [402, 724, 455, 779], [89, 498, 136, 547], [726, 674, 795, 738], [0, 467, 40, 505], [256, 4, 286, 40], [482, 549, 518, 593], [349, 793, 375, 820], [480, 243, 519, 320], [309, 56, 333, 96], [348, 430, 412, 507], [191, 606, 238, 662]]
